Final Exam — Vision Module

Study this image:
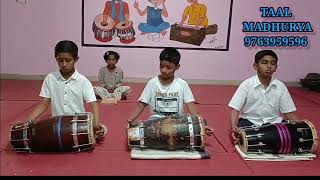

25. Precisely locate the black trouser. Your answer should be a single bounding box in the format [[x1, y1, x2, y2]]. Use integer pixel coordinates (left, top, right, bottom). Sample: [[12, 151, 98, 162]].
[[237, 118, 254, 128], [237, 118, 286, 128]]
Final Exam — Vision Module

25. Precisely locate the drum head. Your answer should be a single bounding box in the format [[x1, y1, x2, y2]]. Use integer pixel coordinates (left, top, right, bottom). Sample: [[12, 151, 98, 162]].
[[86, 112, 96, 147], [198, 116, 206, 148], [127, 122, 144, 149], [126, 124, 131, 149], [304, 120, 318, 152], [127, 125, 140, 141], [9, 121, 32, 152], [94, 14, 114, 30], [116, 21, 133, 30], [238, 128, 248, 153]]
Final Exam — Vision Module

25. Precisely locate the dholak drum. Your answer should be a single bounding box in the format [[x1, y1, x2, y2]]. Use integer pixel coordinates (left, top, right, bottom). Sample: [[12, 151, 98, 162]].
[[92, 14, 115, 42], [9, 113, 96, 153], [127, 115, 206, 151], [115, 21, 136, 44], [238, 120, 318, 154]]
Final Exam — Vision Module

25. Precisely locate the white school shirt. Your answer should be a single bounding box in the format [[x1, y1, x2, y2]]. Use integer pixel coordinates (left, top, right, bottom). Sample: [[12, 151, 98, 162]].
[[228, 75, 296, 126], [39, 70, 97, 117], [139, 76, 195, 118]]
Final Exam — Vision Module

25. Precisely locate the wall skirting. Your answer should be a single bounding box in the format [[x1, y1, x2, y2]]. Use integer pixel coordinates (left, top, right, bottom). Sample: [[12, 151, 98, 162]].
[[0, 74, 301, 87]]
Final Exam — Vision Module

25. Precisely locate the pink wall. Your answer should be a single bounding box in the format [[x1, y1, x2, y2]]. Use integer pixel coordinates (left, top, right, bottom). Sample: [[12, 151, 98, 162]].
[[1, 0, 319, 82]]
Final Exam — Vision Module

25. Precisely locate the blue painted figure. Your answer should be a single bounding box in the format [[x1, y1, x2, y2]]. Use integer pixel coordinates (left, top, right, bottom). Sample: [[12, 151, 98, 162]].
[[134, 0, 170, 37]]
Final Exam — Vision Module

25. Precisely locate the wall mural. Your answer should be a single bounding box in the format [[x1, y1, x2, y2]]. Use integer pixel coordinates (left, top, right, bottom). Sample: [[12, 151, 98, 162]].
[[82, 0, 233, 51]]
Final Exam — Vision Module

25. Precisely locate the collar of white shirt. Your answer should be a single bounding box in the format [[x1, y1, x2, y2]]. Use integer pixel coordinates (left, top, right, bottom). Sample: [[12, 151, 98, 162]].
[[253, 75, 277, 89], [55, 69, 79, 81]]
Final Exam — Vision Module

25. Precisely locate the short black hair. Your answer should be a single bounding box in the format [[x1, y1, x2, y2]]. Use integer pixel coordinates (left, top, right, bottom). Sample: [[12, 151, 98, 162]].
[[54, 40, 78, 59], [159, 47, 181, 65], [255, 50, 278, 64], [104, 51, 120, 61]]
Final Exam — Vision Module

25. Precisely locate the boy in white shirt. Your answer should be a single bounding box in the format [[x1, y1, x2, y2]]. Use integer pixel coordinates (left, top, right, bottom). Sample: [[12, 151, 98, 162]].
[[228, 50, 300, 144], [127, 47, 213, 135], [25, 40, 106, 140]]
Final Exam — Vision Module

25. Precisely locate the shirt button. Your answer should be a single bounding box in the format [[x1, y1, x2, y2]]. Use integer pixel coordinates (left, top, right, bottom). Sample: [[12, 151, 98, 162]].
[[64, 103, 66, 106]]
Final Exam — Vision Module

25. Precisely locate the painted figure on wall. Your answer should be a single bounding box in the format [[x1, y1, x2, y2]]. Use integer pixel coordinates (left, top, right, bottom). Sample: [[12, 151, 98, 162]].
[[102, 0, 130, 26], [178, 0, 208, 30], [134, 0, 170, 41], [92, 0, 136, 44], [170, 0, 218, 46]]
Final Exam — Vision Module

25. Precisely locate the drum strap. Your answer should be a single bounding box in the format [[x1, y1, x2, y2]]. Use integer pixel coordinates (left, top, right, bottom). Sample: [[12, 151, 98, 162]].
[[139, 123, 145, 149], [187, 116, 195, 149], [72, 116, 80, 151], [57, 116, 64, 152], [23, 122, 30, 151]]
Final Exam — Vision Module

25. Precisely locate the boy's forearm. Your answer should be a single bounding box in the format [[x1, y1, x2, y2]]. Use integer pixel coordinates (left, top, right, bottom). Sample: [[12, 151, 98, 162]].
[[230, 109, 239, 129], [90, 102, 100, 126], [284, 112, 299, 121], [26, 99, 50, 122], [26, 105, 47, 121], [180, 15, 187, 24], [196, 17, 204, 27], [124, 14, 130, 23], [186, 102, 199, 116], [162, 3, 168, 17], [128, 102, 146, 122]]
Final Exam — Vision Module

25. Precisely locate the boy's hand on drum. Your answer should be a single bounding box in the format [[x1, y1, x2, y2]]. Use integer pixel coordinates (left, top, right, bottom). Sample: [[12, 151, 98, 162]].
[[25, 119, 35, 123], [231, 127, 240, 145], [95, 123, 107, 141], [124, 20, 130, 26], [127, 119, 134, 124], [127, 119, 139, 127], [204, 126, 214, 136]]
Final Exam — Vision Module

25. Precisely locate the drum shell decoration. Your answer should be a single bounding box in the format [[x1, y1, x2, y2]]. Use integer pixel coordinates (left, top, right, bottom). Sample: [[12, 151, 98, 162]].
[[115, 21, 136, 44], [127, 115, 206, 151], [92, 14, 115, 42], [238, 120, 318, 154], [9, 113, 96, 153]]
